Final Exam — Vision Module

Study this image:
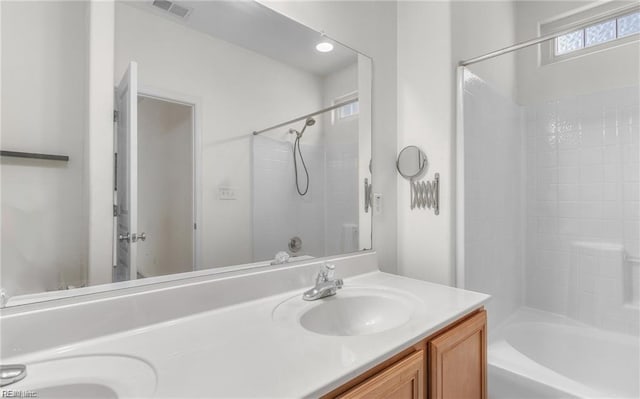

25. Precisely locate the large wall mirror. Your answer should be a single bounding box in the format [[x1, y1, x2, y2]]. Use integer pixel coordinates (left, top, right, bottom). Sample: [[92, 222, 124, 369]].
[[1, 0, 372, 306]]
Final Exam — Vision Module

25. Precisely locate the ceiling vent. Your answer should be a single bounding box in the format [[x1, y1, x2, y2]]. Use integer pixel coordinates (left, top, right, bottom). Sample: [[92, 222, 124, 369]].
[[151, 0, 192, 19]]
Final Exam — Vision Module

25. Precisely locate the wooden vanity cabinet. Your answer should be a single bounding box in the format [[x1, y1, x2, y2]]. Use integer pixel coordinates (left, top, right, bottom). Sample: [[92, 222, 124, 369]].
[[428, 309, 487, 399], [322, 309, 486, 399]]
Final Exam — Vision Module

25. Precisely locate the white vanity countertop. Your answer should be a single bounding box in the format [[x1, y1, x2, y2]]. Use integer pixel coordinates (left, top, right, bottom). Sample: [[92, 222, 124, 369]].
[[4, 271, 489, 398]]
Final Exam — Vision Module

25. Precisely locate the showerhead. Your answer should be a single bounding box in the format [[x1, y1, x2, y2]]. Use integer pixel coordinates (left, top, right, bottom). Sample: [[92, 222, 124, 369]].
[[298, 117, 316, 137], [290, 117, 316, 138]]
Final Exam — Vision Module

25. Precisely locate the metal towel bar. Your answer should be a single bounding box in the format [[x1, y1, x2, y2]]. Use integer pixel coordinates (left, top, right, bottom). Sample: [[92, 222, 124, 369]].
[[1, 150, 69, 162]]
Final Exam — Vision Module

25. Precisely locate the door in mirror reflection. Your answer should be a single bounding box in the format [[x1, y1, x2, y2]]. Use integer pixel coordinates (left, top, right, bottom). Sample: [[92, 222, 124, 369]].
[[115, 64, 197, 282], [114, 61, 138, 282]]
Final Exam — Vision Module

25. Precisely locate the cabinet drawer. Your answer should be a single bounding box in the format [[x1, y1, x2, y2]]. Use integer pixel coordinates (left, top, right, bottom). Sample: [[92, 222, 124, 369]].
[[337, 349, 425, 399]]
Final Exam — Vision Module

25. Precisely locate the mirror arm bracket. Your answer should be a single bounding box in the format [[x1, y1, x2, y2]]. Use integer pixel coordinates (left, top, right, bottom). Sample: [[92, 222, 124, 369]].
[[410, 173, 439, 215]]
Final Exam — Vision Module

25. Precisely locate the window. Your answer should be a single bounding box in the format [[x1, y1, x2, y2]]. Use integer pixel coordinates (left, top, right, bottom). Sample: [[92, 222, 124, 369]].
[[337, 100, 359, 120], [555, 11, 639, 56], [541, 4, 640, 64], [333, 92, 359, 123]]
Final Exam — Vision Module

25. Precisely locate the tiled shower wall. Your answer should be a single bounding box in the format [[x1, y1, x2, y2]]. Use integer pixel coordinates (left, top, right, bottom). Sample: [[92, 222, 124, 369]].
[[252, 103, 361, 262], [252, 135, 325, 261], [464, 69, 639, 332], [525, 86, 640, 327]]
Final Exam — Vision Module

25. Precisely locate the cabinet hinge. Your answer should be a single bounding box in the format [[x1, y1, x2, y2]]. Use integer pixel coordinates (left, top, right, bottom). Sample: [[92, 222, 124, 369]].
[[113, 110, 119, 123]]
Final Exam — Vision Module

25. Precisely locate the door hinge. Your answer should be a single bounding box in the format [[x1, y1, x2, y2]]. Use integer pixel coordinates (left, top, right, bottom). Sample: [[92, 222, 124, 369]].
[[113, 110, 119, 122], [113, 204, 118, 217], [364, 178, 373, 213], [194, 223, 197, 230]]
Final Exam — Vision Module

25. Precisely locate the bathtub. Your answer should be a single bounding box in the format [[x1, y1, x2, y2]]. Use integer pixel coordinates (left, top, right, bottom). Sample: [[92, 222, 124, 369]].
[[489, 308, 639, 399]]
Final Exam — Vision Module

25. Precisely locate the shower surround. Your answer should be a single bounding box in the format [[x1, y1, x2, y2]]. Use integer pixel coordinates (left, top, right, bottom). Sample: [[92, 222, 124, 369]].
[[464, 69, 639, 332], [462, 69, 639, 398], [252, 135, 326, 261], [251, 130, 360, 261]]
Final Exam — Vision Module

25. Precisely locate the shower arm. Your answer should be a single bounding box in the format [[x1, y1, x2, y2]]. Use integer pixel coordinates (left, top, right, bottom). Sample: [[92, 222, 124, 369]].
[[252, 98, 358, 136]]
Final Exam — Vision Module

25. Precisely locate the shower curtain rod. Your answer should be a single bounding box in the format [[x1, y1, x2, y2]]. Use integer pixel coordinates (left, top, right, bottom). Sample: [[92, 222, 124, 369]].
[[460, 3, 639, 67], [252, 97, 358, 136]]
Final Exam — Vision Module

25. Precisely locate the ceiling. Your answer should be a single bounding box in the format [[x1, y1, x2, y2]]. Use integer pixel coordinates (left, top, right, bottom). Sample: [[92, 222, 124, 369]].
[[123, 0, 358, 77]]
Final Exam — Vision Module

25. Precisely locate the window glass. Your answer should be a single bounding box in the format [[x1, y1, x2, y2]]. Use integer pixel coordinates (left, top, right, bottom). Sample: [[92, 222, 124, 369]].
[[549, 10, 639, 59], [585, 20, 616, 47], [618, 12, 640, 37], [556, 30, 584, 55]]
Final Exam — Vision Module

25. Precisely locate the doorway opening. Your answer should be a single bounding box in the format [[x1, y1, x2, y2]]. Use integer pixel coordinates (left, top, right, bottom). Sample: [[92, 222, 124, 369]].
[[113, 73, 200, 282], [136, 95, 195, 278]]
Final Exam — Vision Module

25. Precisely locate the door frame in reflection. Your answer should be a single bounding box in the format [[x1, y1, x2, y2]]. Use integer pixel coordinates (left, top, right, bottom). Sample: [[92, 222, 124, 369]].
[[114, 84, 203, 281]]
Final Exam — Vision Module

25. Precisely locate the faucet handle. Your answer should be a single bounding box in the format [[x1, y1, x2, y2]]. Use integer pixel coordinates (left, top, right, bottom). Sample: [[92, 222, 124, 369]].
[[323, 263, 336, 280], [316, 263, 335, 283]]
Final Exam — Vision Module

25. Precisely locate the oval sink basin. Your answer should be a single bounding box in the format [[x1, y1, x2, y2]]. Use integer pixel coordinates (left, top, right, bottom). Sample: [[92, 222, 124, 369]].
[[300, 295, 413, 336], [10, 355, 156, 398], [273, 286, 417, 336]]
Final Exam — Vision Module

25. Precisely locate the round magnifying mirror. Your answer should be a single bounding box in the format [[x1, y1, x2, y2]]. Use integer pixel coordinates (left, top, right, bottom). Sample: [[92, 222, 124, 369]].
[[396, 146, 427, 179]]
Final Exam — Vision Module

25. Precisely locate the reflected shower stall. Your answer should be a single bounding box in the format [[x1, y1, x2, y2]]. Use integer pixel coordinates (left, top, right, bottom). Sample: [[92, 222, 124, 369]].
[[457, 5, 639, 398], [252, 97, 363, 261]]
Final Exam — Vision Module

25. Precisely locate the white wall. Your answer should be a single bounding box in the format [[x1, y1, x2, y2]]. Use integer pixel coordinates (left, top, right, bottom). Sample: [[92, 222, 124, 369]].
[[397, 1, 517, 285], [452, 1, 518, 99], [1, 1, 89, 296], [263, 1, 398, 273], [397, 1, 453, 284], [137, 97, 193, 277], [115, 3, 324, 269]]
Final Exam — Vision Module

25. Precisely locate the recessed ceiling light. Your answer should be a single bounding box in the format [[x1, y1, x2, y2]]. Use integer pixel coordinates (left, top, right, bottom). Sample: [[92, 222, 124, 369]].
[[315, 42, 334, 53]]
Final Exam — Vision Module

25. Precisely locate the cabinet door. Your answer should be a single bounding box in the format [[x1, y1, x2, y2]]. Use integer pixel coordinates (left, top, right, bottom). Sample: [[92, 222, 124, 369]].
[[428, 310, 487, 399], [338, 350, 425, 399]]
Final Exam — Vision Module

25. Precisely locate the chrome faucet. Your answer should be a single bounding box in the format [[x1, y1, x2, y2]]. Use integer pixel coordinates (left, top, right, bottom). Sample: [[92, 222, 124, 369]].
[[1, 365, 26, 387], [303, 263, 343, 301]]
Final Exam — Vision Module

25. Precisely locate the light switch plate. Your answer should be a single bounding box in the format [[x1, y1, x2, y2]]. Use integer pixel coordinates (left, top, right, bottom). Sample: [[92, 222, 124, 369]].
[[218, 186, 237, 200], [373, 193, 382, 215]]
